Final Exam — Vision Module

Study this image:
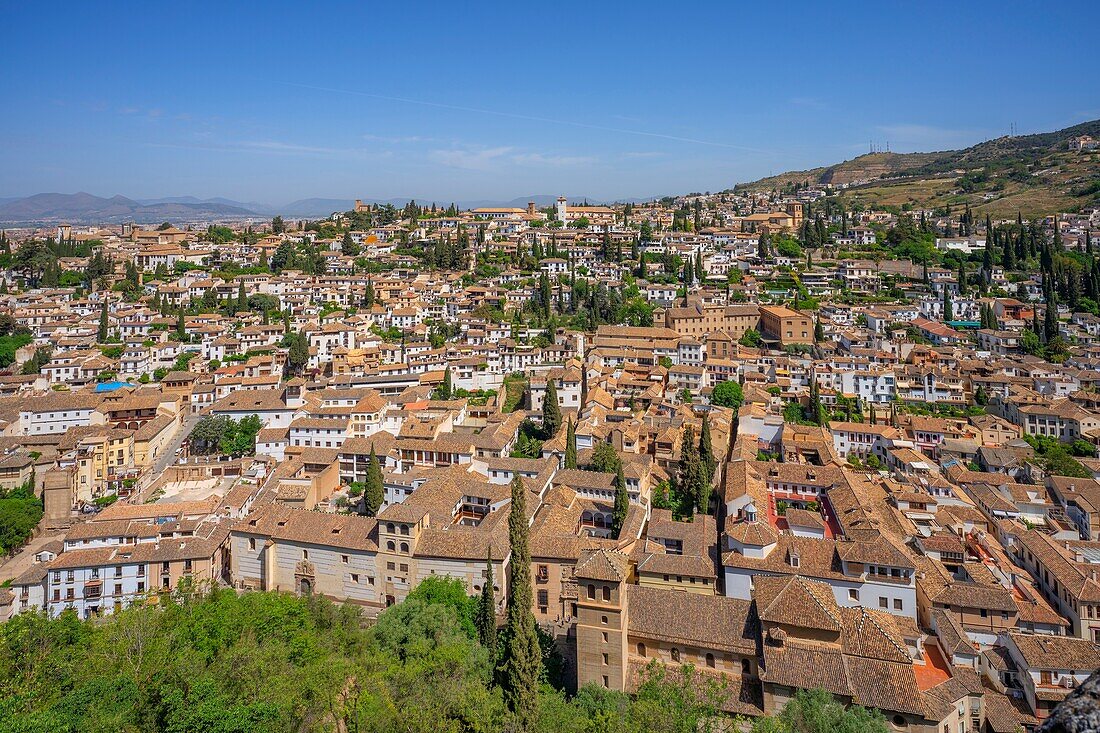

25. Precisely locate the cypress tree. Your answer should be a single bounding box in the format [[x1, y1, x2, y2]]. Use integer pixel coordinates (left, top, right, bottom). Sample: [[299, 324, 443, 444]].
[[175, 311, 186, 342], [814, 316, 825, 343], [476, 552, 497, 664], [942, 289, 953, 322], [236, 281, 247, 313], [1044, 298, 1059, 344], [680, 425, 703, 514], [364, 444, 384, 516], [501, 474, 540, 729], [441, 366, 453, 400], [542, 380, 561, 437], [699, 415, 716, 484], [97, 299, 108, 342], [611, 462, 628, 537], [564, 417, 577, 469]]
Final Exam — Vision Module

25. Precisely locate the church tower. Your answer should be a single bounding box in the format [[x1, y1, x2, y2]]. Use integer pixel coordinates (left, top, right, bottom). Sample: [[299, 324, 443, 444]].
[[573, 548, 631, 692], [555, 196, 568, 224]]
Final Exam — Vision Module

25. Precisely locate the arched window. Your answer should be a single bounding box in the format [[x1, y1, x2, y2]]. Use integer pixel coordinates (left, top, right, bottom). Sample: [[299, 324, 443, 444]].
[[705, 653, 715, 668], [400, 525, 409, 535], [386, 541, 395, 551], [399, 542, 409, 553], [637, 642, 647, 657], [386, 523, 395, 533], [587, 584, 596, 600], [741, 658, 751, 675], [602, 585, 611, 601], [670, 648, 680, 663]]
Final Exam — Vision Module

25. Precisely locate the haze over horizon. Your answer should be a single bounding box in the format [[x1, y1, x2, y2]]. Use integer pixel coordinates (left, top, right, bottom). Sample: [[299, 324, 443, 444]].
[[2, 1, 1097, 204]]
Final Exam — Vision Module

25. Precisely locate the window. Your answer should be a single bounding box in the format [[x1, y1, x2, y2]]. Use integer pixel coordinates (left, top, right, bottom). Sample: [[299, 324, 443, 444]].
[[671, 648, 681, 663], [341, 555, 349, 564], [879, 597, 888, 609], [602, 675, 609, 688], [587, 584, 596, 600], [848, 589, 859, 601], [387, 562, 395, 571], [602, 653, 609, 666], [893, 599, 902, 611], [351, 574, 359, 583], [602, 585, 611, 601], [741, 658, 751, 674], [302, 550, 309, 560], [386, 541, 395, 551], [601, 615, 608, 625], [399, 563, 408, 573], [399, 542, 409, 553], [637, 643, 647, 657]]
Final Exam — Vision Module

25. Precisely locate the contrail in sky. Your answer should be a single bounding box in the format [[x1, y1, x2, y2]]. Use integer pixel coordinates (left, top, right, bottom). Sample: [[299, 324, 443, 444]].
[[281, 81, 766, 153]]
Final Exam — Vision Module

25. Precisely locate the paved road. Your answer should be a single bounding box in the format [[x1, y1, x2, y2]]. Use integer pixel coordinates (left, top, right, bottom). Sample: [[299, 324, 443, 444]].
[[0, 530, 64, 584], [154, 413, 200, 475]]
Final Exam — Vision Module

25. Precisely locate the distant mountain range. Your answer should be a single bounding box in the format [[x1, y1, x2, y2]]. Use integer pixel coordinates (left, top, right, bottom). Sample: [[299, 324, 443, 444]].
[[0, 193, 256, 226], [737, 119, 1100, 217], [0, 192, 658, 226]]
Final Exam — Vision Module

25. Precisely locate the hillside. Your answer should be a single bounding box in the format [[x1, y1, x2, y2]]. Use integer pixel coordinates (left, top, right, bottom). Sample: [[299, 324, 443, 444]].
[[737, 120, 1100, 218]]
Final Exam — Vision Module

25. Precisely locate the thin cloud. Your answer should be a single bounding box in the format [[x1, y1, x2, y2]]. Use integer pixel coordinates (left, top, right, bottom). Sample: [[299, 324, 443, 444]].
[[430, 146, 514, 171], [281, 81, 766, 152], [144, 139, 374, 158], [430, 146, 593, 171], [362, 133, 442, 144]]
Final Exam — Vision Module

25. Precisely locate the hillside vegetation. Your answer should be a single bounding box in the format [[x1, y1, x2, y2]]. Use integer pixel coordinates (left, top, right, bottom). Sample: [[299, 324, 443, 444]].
[[0, 582, 890, 733], [738, 120, 1100, 218]]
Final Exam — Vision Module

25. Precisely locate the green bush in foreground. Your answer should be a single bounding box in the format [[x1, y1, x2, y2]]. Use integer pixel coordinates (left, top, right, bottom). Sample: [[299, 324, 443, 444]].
[[0, 581, 888, 733]]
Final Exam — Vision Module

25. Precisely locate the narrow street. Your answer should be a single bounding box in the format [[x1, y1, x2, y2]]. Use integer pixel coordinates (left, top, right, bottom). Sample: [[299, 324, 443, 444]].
[[154, 413, 200, 476], [0, 530, 64, 584]]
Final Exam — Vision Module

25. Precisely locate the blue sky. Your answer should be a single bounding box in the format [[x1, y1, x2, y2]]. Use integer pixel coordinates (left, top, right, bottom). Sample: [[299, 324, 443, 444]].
[[2, 1, 1097, 205]]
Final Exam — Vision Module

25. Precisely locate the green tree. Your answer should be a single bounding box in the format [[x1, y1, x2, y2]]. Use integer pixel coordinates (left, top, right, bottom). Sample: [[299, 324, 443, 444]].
[[738, 329, 763, 348], [287, 331, 310, 375], [611, 462, 628, 537], [364, 444, 385, 516], [751, 687, 888, 733], [699, 415, 716, 484], [501, 474, 540, 729], [97, 299, 109, 342], [271, 215, 285, 234], [341, 231, 359, 256], [438, 365, 453, 400], [476, 552, 497, 665], [542, 381, 562, 438], [589, 442, 622, 474], [942, 289, 953, 322], [564, 418, 577, 469], [711, 380, 744, 410], [680, 425, 705, 514]]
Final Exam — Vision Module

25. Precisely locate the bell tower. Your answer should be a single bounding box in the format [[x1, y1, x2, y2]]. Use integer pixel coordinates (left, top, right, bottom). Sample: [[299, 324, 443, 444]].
[[573, 548, 631, 691]]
